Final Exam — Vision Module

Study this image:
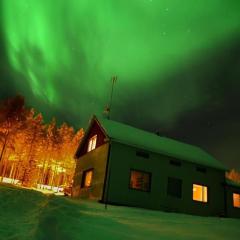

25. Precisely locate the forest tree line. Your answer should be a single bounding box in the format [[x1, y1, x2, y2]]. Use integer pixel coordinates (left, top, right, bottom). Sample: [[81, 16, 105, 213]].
[[0, 95, 239, 191], [226, 169, 240, 184], [0, 95, 83, 189]]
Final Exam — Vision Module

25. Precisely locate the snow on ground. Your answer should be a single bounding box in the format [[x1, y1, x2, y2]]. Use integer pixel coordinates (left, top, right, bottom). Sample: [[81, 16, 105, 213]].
[[0, 184, 240, 240]]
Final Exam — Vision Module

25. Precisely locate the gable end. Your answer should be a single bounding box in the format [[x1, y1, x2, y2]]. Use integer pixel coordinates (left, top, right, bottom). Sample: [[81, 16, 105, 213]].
[[75, 116, 109, 158]]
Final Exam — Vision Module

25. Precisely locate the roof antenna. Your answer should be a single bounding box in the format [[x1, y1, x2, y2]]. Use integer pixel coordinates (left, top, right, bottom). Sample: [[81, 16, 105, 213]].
[[104, 75, 117, 119]]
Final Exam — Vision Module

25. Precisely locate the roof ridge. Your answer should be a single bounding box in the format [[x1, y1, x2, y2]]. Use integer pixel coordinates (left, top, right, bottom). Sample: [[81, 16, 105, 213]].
[[97, 114, 205, 149], [94, 114, 227, 170]]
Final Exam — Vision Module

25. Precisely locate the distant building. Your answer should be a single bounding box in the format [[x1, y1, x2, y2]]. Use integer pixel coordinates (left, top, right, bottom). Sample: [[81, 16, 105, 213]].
[[72, 115, 240, 218]]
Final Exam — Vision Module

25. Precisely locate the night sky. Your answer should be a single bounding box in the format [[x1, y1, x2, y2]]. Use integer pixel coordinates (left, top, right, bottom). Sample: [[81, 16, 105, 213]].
[[0, 0, 240, 168]]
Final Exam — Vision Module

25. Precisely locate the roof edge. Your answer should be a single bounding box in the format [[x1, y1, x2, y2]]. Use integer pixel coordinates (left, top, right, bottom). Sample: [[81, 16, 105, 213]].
[[110, 138, 227, 171], [74, 115, 95, 159], [74, 115, 110, 159]]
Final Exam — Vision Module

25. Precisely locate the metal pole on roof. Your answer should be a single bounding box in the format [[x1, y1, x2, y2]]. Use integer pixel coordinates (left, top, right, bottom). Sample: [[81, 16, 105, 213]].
[[106, 76, 117, 119]]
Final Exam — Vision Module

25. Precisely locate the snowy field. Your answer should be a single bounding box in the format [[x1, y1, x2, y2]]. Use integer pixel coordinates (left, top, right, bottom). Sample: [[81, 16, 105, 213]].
[[0, 184, 240, 240]]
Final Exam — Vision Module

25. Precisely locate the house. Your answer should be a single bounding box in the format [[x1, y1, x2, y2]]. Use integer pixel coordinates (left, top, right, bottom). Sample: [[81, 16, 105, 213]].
[[72, 115, 240, 218], [225, 180, 240, 218]]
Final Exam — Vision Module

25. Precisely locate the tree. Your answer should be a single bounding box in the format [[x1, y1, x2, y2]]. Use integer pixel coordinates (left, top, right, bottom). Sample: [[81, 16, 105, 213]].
[[0, 95, 84, 190], [0, 95, 26, 181], [21, 112, 45, 187], [226, 169, 240, 184], [38, 118, 59, 187]]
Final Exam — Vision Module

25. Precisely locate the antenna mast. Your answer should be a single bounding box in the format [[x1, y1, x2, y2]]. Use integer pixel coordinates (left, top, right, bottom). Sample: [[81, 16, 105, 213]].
[[105, 75, 117, 119]]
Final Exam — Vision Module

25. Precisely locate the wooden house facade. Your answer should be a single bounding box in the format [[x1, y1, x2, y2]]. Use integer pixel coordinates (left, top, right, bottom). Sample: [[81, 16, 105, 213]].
[[72, 115, 240, 218]]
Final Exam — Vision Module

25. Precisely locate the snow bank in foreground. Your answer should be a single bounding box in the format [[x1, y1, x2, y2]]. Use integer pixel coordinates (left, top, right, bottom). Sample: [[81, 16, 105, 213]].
[[0, 184, 240, 240], [0, 184, 46, 240]]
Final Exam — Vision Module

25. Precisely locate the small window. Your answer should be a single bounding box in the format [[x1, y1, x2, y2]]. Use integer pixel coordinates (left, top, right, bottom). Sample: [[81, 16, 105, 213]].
[[87, 135, 97, 152], [167, 177, 182, 198], [81, 169, 93, 188], [196, 166, 206, 173], [130, 170, 151, 192], [233, 193, 240, 208], [193, 184, 208, 203], [136, 151, 149, 158], [170, 159, 181, 167]]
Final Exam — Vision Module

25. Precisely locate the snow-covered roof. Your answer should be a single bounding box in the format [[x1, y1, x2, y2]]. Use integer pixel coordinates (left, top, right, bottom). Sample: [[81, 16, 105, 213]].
[[95, 115, 227, 171]]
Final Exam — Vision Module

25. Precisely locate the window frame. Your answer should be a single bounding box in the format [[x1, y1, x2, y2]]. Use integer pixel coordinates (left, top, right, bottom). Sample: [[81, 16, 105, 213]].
[[87, 134, 97, 152], [129, 169, 152, 192], [81, 168, 94, 188], [167, 177, 182, 199], [192, 183, 209, 203], [233, 193, 240, 208]]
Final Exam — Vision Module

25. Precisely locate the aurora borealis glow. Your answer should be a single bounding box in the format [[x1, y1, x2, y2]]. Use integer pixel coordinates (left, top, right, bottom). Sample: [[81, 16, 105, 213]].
[[1, 0, 240, 168]]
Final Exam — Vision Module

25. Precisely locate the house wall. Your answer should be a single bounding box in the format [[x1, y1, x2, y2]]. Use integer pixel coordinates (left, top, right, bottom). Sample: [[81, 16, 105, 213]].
[[72, 143, 109, 199], [225, 185, 240, 218], [78, 120, 107, 157], [104, 141, 226, 217]]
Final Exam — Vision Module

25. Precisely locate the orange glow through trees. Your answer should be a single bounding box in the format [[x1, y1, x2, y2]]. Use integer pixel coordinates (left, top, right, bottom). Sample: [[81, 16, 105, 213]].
[[0, 96, 84, 191]]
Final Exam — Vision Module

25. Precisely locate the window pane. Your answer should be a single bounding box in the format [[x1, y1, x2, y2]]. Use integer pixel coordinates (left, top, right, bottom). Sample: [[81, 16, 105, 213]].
[[203, 186, 208, 202], [87, 140, 92, 152], [92, 135, 97, 149], [87, 135, 97, 152], [233, 193, 240, 208], [193, 184, 208, 203], [167, 177, 182, 198], [130, 170, 151, 191], [82, 169, 93, 188]]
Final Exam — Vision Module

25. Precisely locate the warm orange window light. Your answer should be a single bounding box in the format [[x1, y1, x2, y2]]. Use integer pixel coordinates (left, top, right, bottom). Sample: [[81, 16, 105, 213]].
[[84, 170, 93, 187], [130, 170, 151, 191], [193, 184, 208, 203], [233, 193, 240, 208], [87, 135, 97, 152]]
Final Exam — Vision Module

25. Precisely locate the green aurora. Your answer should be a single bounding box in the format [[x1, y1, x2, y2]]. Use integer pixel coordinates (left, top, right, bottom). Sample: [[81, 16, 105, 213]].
[[2, 0, 240, 124], [1, 1, 240, 167]]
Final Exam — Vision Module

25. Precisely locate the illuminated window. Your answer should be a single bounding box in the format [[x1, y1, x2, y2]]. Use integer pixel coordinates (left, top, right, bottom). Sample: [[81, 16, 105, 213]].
[[233, 193, 240, 208], [81, 169, 93, 188], [130, 170, 151, 192], [193, 184, 208, 203], [87, 135, 97, 152]]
